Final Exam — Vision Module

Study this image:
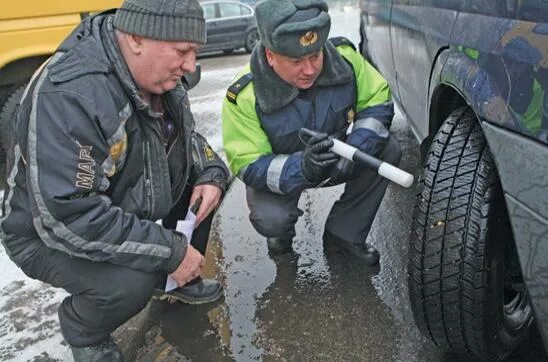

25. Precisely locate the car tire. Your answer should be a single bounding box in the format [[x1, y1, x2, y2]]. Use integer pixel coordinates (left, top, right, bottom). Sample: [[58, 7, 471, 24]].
[[245, 28, 259, 53], [408, 106, 533, 360], [0, 83, 26, 181]]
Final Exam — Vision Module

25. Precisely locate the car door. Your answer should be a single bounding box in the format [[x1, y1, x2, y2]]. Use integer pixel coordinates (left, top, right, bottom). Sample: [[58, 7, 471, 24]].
[[390, 0, 460, 141], [217, 2, 250, 48], [203, 2, 222, 51], [359, 0, 397, 100]]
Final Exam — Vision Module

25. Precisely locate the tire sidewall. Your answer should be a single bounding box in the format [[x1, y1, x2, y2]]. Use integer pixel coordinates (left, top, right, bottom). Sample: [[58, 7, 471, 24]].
[[0, 83, 27, 186], [0, 83, 26, 153], [408, 106, 532, 359]]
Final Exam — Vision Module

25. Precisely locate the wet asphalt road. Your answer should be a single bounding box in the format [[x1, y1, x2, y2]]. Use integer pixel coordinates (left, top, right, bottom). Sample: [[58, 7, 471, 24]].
[[133, 7, 548, 361]]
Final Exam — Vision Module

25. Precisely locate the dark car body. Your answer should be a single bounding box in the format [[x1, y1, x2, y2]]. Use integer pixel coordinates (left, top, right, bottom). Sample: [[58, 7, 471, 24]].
[[199, 0, 258, 54], [360, 0, 547, 357]]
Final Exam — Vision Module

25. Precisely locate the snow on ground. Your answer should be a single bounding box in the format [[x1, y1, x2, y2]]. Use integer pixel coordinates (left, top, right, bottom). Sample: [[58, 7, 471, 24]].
[[198, 65, 242, 82], [0, 191, 72, 361], [191, 95, 226, 156], [190, 66, 234, 159]]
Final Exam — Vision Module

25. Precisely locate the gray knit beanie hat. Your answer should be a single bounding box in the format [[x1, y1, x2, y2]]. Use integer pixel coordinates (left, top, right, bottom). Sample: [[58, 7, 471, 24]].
[[255, 0, 330, 57], [113, 0, 206, 44]]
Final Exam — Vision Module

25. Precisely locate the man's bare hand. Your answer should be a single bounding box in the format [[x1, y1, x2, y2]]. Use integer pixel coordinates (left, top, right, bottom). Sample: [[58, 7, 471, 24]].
[[169, 244, 204, 287], [190, 184, 222, 227]]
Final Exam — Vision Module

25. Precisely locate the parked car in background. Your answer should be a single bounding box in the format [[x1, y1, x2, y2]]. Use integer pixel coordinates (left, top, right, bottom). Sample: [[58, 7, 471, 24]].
[[360, 1, 547, 360], [200, 0, 258, 55]]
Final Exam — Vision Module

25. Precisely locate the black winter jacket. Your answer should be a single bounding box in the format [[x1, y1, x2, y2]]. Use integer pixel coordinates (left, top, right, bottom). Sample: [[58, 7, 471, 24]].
[[0, 14, 229, 274]]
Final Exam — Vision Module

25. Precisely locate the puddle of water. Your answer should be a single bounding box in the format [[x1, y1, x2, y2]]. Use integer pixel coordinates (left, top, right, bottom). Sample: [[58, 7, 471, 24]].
[[150, 177, 401, 361]]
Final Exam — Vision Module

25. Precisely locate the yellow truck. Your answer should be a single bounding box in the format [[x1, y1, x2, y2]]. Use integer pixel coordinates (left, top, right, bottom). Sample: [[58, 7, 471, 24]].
[[0, 0, 121, 160]]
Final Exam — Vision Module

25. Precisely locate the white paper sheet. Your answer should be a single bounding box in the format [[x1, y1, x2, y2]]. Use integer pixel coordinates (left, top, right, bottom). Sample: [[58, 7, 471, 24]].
[[157, 209, 197, 292]]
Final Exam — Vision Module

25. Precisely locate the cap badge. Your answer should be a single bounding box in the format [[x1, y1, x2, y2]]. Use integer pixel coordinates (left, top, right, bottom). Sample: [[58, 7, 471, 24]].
[[300, 31, 318, 46]]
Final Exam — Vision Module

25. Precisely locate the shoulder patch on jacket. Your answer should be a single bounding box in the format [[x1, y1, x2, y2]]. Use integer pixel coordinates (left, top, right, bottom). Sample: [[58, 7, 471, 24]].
[[329, 37, 356, 51], [226, 73, 254, 104]]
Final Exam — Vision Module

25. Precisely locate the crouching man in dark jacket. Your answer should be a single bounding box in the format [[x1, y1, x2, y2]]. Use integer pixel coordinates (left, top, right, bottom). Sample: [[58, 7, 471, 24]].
[[0, 0, 229, 360]]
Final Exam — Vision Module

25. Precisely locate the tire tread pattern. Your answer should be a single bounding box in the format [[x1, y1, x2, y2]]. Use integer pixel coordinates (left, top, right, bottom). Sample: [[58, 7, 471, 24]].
[[408, 107, 501, 359]]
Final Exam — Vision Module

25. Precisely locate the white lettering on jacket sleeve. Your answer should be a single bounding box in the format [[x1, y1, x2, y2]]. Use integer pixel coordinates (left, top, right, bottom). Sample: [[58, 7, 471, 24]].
[[76, 145, 95, 189]]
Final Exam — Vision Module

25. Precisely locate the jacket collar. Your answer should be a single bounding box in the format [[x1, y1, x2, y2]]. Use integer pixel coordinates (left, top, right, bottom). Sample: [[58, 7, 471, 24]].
[[250, 40, 354, 114]]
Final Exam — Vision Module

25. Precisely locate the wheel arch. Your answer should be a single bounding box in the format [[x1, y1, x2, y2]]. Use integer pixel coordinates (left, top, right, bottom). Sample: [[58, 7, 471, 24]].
[[426, 46, 509, 163], [428, 45, 541, 196], [426, 82, 467, 158], [427, 50, 524, 260]]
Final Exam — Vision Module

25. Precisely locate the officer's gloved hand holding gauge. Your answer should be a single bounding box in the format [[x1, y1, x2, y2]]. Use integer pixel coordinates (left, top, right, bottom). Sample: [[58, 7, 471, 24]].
[[300, 131, 339, 184], [299, 128, 414, 188]]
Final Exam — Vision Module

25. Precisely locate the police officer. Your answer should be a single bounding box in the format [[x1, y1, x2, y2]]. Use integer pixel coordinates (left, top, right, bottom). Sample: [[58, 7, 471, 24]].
[[222, 0, 401, 266]]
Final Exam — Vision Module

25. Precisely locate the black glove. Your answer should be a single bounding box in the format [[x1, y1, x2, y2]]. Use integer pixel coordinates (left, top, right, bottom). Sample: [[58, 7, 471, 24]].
[[300, 132, 338, 183], [330, 157, 355, 185]]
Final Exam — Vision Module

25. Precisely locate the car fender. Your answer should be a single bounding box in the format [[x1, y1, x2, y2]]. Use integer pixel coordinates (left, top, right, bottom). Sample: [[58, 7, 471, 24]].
[[438, 49, 511, 125], [245, 23, 257, 33], [434, 47, 547, 217]]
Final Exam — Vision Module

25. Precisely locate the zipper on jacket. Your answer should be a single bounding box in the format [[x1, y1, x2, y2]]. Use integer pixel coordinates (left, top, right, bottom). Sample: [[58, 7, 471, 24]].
[[166, 134, 179, 157], [143, 141, 154, 219], [169, 95, 192, 205], [164, 95, 183, 158]]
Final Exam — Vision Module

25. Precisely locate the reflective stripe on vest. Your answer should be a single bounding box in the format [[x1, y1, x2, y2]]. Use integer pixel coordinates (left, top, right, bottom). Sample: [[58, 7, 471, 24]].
[[353, 117, 389, 138], [266, 154, 289, 194]]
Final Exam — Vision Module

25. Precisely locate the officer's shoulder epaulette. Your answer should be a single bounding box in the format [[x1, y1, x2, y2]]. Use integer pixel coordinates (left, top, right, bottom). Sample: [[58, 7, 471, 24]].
[[329, 36, 356, 51], [226, 72, 254, 105]]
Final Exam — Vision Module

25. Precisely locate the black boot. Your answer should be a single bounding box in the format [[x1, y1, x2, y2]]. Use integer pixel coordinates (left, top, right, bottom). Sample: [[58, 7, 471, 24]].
[[153, 277, 223, 305], [71, 337, 124, 362], [323, 230, 380, 266], [337, 241, 380, 266], [266, 237, 293, 254]]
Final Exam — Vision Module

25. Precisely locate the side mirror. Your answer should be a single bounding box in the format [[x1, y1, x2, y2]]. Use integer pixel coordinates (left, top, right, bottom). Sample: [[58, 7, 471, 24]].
[[181, 63, 201, 90]]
